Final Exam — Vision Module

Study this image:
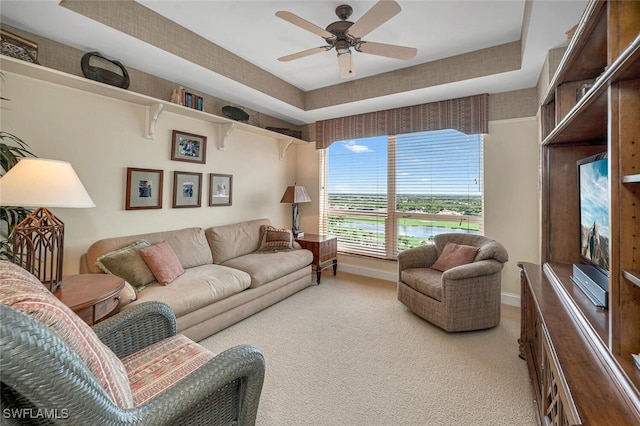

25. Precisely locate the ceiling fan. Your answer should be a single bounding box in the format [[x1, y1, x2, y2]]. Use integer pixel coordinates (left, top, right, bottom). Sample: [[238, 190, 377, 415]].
[[276, 1, 417, 79]]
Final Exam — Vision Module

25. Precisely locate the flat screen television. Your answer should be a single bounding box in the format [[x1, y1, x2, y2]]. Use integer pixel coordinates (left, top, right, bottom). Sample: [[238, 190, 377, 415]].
[[578, 152, 610, 274], [573, 152, 610, 308]]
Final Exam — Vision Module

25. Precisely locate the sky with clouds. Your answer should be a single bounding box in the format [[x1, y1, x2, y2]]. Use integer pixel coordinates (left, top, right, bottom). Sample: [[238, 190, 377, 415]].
[[327, 129, 482, 196]]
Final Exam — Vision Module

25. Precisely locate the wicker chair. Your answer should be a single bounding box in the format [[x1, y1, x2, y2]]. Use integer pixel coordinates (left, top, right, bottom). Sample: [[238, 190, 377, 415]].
[[0, 261, 265, 426], [397, 233, 509, 332]]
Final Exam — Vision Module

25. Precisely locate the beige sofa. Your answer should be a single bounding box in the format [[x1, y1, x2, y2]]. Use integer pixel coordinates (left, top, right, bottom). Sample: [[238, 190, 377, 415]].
[[82, 218, 313, 341]]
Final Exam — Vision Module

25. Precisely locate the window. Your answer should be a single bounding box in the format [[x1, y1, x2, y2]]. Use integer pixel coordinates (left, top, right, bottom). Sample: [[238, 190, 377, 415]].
[[320, 129, 483, 259]]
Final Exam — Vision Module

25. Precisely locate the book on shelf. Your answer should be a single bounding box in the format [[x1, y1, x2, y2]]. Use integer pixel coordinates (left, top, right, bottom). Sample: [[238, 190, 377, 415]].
[[633, 354, 640, 369], [170, 87, 203, 111]]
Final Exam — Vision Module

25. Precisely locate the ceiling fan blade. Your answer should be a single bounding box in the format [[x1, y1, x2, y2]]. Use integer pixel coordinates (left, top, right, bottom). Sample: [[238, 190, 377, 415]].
[[338, 52, 355, 79], [278, 46, 331, 62], [356, 41, 417, 60], [276, 11, 336, 40], [346, 0, 401, 40]]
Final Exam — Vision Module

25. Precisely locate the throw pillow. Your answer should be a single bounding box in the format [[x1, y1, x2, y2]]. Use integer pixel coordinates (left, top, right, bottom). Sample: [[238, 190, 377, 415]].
[[431, 242, 479, 272], [96, 240, 155, 288], [139, 241, 185, 285], [258, 225, 293, 251]]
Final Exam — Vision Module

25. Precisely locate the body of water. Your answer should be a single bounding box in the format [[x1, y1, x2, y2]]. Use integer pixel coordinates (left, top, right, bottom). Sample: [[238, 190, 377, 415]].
[[336, 221, 479, 238]]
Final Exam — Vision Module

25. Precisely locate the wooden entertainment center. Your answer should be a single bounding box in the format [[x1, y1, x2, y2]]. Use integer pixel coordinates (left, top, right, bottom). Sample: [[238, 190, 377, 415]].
[[518, 1, 640, 424]]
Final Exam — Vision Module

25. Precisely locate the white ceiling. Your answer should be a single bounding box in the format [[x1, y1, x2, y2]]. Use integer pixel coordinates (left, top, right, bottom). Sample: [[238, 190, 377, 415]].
[[0, 0, 588, 125]]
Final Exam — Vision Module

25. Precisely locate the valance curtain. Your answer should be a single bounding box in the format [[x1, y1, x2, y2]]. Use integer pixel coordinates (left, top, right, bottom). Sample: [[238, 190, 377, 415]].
[[315, 93, 489, 150]]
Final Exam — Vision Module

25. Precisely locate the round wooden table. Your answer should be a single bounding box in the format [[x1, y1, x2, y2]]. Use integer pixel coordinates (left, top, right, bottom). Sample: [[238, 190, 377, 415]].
[[54, 274, 125, 325]]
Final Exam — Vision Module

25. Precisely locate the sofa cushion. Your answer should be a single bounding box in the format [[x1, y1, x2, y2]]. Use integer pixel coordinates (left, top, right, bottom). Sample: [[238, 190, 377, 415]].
[[206, 218, 272, 264], [0, 261, 134, 408], [86, 227, 213, 274], [124, 334, 215, 406], [126, 264, 251, 317], [257, 225, 293, 252], [222, 249, 313, 289], [96, 240, 155, 288], [140, 241, 185, 285], [401, 267, 443, 301], [431, 242, 479, 272]]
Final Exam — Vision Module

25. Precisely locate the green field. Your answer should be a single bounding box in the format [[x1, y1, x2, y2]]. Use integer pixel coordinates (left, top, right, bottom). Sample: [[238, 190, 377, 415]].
[[327, 193, 481, 251], [329, 193, 482, 216]]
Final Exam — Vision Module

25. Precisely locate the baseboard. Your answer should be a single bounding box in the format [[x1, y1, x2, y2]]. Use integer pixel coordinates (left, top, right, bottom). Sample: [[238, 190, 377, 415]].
[[501, 292, 520, 307], [338, 263, 397, 282], [338, 264, 521, 307]]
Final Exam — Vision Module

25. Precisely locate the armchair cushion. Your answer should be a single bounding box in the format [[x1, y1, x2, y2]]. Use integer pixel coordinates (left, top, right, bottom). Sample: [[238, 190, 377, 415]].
[[401, 268, 443, 301], [0, 261, 134, 408], [430, 242, 479, 272], [124, 334, 215, 406]]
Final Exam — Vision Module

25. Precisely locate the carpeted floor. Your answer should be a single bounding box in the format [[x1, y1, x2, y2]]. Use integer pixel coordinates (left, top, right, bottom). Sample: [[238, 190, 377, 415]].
[[199, 272, 537, 425]]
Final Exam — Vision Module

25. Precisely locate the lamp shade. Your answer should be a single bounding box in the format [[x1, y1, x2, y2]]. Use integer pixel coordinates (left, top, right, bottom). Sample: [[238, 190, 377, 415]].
[[280, 185, 311, 204], [0, 158, 95, 208]]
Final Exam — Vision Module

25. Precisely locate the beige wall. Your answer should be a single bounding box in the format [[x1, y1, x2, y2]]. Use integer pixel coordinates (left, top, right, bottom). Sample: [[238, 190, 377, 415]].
[[1, 71, 302, 274], [484, 117, 540, 301]]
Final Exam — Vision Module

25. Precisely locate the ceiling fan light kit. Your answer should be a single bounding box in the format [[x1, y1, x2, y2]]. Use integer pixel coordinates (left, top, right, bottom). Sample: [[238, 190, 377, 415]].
[[276, 0, 417, 79]]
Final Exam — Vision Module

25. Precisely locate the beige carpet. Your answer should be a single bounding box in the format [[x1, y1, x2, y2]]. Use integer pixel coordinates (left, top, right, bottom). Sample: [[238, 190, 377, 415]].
[[199, 272, 537, 425]]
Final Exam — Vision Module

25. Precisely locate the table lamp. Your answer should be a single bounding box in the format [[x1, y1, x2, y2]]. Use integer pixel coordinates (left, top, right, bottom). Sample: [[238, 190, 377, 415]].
[[280, 184, 311, 237], [0, 158, 95, 292]]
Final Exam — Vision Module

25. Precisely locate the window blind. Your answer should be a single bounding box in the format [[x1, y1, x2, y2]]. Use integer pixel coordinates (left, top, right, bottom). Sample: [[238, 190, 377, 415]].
[[320, 129, 483, 259]]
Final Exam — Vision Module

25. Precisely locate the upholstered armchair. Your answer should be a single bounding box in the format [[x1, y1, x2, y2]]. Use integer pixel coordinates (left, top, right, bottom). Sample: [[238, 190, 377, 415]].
[[397, 233, 508, 332], [0, 261, 265, 425]]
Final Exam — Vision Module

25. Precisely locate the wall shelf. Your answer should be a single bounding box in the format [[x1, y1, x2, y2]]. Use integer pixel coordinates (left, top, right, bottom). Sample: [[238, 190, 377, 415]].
[[623, 174, 640, 184], [542, 34, 640, 145], [0, 55, 308, 159], [623, 270, 640, 288]]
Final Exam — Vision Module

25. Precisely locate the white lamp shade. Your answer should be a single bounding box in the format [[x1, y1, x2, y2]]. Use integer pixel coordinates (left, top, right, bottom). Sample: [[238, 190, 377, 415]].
[[0, 158, 95, 208]]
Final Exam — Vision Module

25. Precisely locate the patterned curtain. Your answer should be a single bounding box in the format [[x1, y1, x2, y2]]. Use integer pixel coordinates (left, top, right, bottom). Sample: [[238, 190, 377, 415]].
[[315, 93, 489, 149]]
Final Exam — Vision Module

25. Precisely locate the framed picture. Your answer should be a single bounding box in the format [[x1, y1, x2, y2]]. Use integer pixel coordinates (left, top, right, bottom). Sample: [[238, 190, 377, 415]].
[[1, 30, 39, 64], [209, 173, 232, 206], [125, 168, 163, 210], [171, 130, 207, 164], [173, 171, 202, 208]]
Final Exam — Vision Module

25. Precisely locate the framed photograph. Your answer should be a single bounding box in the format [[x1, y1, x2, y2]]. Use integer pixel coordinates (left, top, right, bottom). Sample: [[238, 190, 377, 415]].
[[171, 130, 207, 164], [173, 171, 202, 208], [126, 168, 163, 210], [209, 173, 232, 206]]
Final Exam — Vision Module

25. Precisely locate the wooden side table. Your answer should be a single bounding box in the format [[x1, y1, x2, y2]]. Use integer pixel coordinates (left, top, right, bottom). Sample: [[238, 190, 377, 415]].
[[55, 274, 125, 325], [295, 234, 337, 284]]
